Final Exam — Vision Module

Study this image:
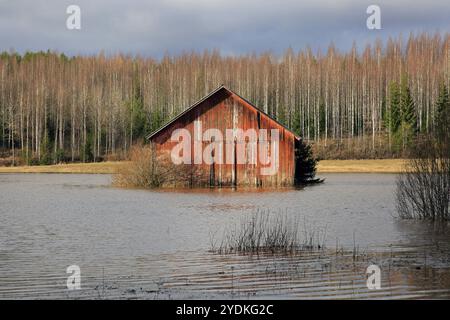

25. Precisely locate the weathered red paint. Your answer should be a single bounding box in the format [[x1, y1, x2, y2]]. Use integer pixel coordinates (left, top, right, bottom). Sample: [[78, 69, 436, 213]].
[[147, 86, 300, 187]]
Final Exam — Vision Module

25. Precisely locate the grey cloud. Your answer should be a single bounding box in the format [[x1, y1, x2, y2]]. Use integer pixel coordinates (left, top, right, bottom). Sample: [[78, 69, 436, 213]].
[[0, 0, 449, 57]]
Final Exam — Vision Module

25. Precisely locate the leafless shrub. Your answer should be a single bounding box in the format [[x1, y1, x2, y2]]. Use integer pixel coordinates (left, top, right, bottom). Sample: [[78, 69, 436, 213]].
[[211, 210, 326, 254], [396, 136, 450, 221], [113, 144, 205, 188]]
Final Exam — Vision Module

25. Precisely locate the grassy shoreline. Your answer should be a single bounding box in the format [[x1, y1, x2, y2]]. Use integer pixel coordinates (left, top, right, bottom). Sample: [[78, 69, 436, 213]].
[[0, 161, 127, 174], [317, 159, 405, 173], [0, 159, 406, 174]]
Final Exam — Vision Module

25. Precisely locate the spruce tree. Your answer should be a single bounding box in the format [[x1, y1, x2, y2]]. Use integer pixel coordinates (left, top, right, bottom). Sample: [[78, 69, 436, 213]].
[[129, 64, 149, 142], [39, 131, 52, 165], [150, 108, 165, 133], [81, 132, 94, 162], [292, 108, 301, 136], [400, 76, 416, 128], [294, 139, 321, 184], [385, 81, 401, 149], [387, 81, 401, 135], [434, 81, 450, 141], [399, 75, 417, 150], [277, 105, 287, 126]]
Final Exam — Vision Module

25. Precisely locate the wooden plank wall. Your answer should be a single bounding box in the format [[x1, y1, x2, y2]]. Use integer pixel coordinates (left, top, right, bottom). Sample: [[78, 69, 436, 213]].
[[151, 89, 296, 187]]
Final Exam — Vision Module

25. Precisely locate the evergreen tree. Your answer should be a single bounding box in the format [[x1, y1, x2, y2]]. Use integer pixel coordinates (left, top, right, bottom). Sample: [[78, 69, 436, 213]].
[[292, 108, 301, 136], [129, 65, 149, 142], [39, 130, 52, 165], [54, 148, 65, 164], [81, 132, 94, 162], [399, 75, 417, 149], [277, 105, 287, 126], [386, 81, 401, 135], [400, 75, 416, 127], [385, 81, 402, 150], [150, 108, 165, 133], [294, 139, 321, 184], [434, 81, 450, 141]]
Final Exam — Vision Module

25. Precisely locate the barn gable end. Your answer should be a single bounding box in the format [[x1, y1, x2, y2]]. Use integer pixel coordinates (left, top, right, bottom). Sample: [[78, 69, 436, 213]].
[[147, 85, 300, 187]]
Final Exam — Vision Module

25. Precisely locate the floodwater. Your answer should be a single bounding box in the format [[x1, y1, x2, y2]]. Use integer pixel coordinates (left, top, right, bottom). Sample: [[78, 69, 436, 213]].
[[0, 173, 449, 299]]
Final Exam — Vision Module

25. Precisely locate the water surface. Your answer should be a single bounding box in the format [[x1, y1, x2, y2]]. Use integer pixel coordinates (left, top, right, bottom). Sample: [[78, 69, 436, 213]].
[[0, 173, 449, 299]]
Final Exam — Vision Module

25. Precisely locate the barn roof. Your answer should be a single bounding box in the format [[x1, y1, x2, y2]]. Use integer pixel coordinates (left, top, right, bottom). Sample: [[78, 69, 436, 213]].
[[146, 85, 300, 140]]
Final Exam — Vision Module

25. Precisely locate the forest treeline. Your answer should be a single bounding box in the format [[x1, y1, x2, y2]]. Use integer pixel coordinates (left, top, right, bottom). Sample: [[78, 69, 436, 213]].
[[0, 32, 449, 165]]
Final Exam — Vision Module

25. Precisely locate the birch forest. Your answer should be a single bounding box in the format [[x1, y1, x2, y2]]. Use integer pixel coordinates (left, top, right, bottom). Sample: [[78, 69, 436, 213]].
[[0, 32, 449, 164]]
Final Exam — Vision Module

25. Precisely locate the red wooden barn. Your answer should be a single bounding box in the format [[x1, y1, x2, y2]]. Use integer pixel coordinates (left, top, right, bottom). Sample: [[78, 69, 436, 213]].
[[146, 85, 301, 187]]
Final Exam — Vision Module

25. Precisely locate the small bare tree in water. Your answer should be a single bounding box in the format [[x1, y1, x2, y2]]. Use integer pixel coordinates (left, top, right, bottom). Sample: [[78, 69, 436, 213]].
[[396, 139, 450, 220], [396, 83, 450, 221]]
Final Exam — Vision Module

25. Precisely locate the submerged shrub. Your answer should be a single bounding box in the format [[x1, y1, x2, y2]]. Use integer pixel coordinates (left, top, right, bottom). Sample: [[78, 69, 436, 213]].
[[211, 210, 326, 254], [113, 144, 198, 188], [396, 136, 450, 221]]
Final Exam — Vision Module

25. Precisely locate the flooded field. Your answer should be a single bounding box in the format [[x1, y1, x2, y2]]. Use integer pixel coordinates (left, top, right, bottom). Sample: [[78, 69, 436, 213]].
[[0, 173, 449, 299]]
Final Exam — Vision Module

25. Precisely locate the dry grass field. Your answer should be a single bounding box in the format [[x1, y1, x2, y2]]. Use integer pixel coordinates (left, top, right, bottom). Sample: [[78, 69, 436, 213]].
[[0, 161, 127, 174], [0, 159, 406, 174], [317, 159, 406, 173]]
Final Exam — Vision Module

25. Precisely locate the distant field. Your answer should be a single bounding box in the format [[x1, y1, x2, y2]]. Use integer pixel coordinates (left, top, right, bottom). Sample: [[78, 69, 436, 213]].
[[0, 159, 405, 174], [0, 161, 127, 174], [317, 159, 405, 173]]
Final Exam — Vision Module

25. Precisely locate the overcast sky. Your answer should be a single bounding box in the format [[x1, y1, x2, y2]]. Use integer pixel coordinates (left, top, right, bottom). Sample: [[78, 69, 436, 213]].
[[0, 0, 449, 57]]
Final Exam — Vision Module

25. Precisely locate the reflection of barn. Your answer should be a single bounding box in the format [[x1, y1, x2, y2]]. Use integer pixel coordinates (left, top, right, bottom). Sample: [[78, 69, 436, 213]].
[[146, 85, 302, 187]]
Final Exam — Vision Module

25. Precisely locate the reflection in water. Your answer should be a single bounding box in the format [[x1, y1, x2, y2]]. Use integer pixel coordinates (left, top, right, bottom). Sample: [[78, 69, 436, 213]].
[[0, 173, 449, 299]]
